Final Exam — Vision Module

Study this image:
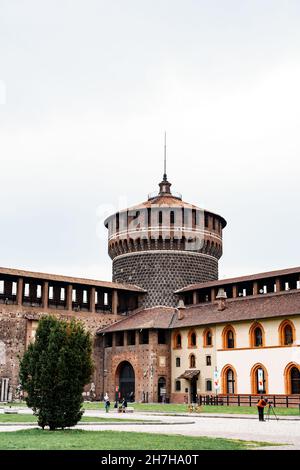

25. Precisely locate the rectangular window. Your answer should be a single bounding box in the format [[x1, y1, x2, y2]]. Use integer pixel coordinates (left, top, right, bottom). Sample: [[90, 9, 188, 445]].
[[83, 290, 88, 303], [176, 357, 181, 367], [60, 288, 65, 301], [116, 331, 124, 347], [204, 213, 209, 228], [175, 380, 181, 391], [206, 356, 212, 366], [147, 208, 151, 227], [49, 286, 54, 300], [72, 289, 76, 302], [37, 285, 42, 298], [206, 379, 212, 392], [104, 333, 112, 348], [24, 283, 30, 297], [127, 330, 136, 345], [12, 282, 17, 296], [0, 280, 4, 294], [139, 329, 149, 344], [192, 209, 197, 227], [158, 329, 166, 344], [95, 291, 98, 304], [104, 293, 108, 306]]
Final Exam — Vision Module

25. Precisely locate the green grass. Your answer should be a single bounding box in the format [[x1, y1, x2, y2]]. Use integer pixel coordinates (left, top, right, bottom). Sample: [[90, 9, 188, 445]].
[[4, 401, 300, 416], [83, 402, 300, 416], [0, 414, 146, 424], [0, 428, 274, 450]]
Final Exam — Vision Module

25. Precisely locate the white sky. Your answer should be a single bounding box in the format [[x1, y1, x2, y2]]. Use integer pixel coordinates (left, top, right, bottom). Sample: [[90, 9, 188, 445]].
[[0, 0, 299, 282]]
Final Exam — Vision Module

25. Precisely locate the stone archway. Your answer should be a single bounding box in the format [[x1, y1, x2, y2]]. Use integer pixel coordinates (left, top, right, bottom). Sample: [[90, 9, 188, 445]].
[[116, 361, 135, 402]]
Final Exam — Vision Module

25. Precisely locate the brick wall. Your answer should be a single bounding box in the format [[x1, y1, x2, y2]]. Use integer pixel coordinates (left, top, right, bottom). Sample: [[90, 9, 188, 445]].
[[113, 251, 218, 307], [0, 304, 118, 400], [103, 330, 171, 403]]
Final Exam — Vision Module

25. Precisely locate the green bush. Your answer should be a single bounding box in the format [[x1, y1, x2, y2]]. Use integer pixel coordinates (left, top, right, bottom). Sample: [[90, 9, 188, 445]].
[[19, 316, 93, 430]]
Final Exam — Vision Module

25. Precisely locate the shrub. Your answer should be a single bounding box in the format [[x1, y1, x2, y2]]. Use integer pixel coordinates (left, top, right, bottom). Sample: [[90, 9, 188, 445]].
[[19, 316, 93, 430]]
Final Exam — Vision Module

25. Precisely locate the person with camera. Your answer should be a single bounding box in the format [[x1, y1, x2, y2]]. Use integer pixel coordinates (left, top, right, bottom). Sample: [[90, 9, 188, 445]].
[[257, 396, 268, 421]]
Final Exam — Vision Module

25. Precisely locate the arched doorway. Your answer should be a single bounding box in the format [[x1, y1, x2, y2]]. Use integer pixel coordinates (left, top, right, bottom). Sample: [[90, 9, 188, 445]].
[[158, 377, 166, 402], [250, 364, 268, 394], [221, 365, 237, 394], [117, 361, 135, 402]]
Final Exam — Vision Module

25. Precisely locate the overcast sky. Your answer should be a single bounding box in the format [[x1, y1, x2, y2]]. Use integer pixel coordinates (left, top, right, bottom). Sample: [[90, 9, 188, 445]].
[[0, 0, 299, 282]]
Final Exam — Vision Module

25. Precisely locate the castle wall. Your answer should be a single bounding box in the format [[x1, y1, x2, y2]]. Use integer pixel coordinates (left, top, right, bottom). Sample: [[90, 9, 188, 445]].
[[0, 304, 118, 400]]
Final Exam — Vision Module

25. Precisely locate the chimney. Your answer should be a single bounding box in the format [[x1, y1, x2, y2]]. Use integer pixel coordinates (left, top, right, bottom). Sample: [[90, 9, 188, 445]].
[[216, 288, 227, 311], [177, 299, 185, 320]]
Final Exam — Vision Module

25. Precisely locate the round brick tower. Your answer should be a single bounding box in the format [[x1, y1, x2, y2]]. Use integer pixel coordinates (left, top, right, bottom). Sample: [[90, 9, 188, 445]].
[[104, 174, 226, 307]]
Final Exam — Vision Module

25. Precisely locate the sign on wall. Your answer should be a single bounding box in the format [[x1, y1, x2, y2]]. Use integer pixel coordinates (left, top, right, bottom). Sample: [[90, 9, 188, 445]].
[[214, 369, 220, 390], [257, 368, 264, 392]]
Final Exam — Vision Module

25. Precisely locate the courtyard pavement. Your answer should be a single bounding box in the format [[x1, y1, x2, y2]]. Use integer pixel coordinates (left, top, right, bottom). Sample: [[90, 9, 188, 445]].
[[1, 408, 300, 450]]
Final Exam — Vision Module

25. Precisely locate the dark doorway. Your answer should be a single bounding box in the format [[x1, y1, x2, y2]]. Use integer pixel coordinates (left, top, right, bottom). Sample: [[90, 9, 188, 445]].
[[118, 361, 135, 401], [158, 377, 166, 402], [190, 377, 198, 403], [291, 367, 300, 394]]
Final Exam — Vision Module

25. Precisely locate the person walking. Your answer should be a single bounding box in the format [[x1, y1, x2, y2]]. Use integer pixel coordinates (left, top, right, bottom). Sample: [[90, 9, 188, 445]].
[[104, 392, 110, 413], [257, 396, 268, 421]]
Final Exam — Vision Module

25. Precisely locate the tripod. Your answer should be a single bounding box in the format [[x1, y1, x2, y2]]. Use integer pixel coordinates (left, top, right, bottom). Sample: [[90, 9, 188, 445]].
[[266, 404, 279, 421]]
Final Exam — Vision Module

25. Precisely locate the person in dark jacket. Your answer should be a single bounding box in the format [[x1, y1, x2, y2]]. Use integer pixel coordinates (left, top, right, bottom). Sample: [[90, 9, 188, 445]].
[[257, 396, 268, 421]]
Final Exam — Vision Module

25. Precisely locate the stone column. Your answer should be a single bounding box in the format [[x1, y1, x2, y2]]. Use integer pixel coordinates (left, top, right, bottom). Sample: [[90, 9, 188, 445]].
[[211, 288, 216, 302], [17, 278, 24, 306], [67, 284, 73, 311], [232, 285, 238, 298], [275, 278, 281, 293], [253, 282, 258, 296], [112, 290, 118, 315], [90, 287, 96, 313], [42, 281, 49, 309], [192, 291, 198, 305]]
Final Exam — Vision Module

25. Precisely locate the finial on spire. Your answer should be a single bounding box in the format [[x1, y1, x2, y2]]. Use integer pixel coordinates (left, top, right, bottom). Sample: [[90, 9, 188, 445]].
[[163, 131, 167, 181], [158, 131, 172, 196]]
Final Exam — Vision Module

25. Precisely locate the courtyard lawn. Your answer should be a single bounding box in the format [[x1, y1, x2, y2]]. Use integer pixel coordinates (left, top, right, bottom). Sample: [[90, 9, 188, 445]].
[[0, 414, 148, 424], [0, 428, 275, 450], [82, 402, 300, 416]]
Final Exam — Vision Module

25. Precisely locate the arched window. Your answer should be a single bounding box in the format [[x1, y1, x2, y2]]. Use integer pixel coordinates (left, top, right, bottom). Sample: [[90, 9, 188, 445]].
[[249, 322, 265, 348], [188, 330, 197, 348], [190, 354, 196, 368], [251, 363, 268, 394], [279, 320, 296, 346], [222, 325, 236, 349], [284, 363, 300, 394], [291, 367, 300, 394], [170, 211, 175, 225], [173, 332, 182, 349], [203, 328, 213, 347], [221, 365, 237, 394], [158, 211, 163, 225], [254, 327, 263, 347]]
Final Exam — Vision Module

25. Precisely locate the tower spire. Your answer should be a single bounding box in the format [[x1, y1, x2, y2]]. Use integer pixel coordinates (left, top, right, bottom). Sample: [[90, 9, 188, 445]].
[[163, 131, 167, 181], [158, 131, 172, 196]]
